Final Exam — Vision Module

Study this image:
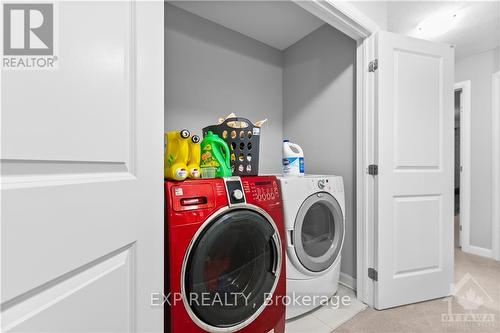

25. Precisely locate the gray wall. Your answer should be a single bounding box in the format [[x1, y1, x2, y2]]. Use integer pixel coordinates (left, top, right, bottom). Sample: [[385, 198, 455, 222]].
[[456, 46, 500, 250], [283, 25, 357, 278], [166, 4, 358, 278], [165, 3, 283, 173]]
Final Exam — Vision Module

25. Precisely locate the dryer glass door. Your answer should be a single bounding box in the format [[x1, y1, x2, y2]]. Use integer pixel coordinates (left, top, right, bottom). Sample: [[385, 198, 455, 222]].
[[293, 192, 344, 272], [183, 209, 280, 330]]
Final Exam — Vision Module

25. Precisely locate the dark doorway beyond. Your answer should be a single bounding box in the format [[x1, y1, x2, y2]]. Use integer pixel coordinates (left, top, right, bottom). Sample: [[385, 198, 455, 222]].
[[454, 89, 461, 216]]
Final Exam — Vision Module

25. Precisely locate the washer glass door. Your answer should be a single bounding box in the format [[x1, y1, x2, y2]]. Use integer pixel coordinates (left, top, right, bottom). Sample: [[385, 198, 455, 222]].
[[184, 209, 280, 330], [293, 192, 344, 272]]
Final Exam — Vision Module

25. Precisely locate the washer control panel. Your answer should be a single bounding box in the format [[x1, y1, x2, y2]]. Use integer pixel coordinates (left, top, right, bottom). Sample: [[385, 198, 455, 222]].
[[224, 177, 246, 205], [232, 189, 244, 201], [244, 179, 280, 203]]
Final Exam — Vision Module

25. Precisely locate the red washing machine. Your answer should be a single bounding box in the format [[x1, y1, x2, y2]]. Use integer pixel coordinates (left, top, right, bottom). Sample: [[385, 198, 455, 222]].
[[165, 176, 286, 333]]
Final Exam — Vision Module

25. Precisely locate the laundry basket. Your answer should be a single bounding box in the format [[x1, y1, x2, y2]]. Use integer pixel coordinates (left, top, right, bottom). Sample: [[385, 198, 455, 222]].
[[203, 117, 261, 176]]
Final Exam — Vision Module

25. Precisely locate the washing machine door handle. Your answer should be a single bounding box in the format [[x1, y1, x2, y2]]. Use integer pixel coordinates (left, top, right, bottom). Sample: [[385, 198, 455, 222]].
[[271, 232, 280, 276]]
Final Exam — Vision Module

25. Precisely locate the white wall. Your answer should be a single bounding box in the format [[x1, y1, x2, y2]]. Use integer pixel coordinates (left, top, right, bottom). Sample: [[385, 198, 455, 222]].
[[165, 3, 283, 173], [347, 1, 388, 30], [283, 25, 357, 278], [456, 46, 500, 251]]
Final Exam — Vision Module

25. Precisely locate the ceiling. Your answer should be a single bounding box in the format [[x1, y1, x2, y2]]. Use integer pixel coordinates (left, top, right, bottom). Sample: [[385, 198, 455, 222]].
[[167, 1, 499, 58], [386, 1, 500, 59], [168, 1, 325, 50]]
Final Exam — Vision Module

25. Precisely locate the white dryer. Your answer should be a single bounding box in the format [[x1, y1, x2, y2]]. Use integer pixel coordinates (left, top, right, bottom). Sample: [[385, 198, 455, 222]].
[[278, 175, 345, 319]]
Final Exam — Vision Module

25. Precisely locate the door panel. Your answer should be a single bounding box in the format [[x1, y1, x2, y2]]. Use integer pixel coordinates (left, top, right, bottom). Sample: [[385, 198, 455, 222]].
[[4, 246, 133, 332], [375, 31, 454, 309], [1, 1, 164, 331], [2, 1, 130, 162], [393, 195, 441, 275], [393, 50, 441, 169]]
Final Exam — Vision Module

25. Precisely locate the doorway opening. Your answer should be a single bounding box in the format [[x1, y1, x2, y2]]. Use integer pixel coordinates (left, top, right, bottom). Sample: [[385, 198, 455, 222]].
[[163, 1, 367, 331]]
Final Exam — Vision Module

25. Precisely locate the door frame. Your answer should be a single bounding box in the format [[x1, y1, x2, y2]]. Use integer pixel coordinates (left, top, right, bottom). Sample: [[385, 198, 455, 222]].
[[454, 81, 472, 254], [165, 0, 380, 305], [492, 71, 500, 261], [355, 32, 377, 306], [293, 0, 379, 40]]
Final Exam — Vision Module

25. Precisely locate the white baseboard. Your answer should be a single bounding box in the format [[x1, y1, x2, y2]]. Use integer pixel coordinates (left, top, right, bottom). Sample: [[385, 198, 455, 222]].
[[339, 272, 357, 291], [463, 245, 493, 258]]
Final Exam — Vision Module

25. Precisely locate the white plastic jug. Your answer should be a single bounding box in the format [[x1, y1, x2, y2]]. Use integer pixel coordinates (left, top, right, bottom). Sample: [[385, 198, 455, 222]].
[[282, 140, 304, 177]]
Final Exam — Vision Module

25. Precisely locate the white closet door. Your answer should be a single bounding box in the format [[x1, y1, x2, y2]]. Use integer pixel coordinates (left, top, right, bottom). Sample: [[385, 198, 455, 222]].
[[374, 31, 454, 309], [1, 1, 164, 331]]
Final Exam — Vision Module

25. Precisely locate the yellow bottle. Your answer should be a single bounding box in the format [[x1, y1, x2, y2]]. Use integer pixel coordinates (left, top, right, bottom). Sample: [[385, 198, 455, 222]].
[[164, 130, 190, 181], [187, 135, 201, 179]]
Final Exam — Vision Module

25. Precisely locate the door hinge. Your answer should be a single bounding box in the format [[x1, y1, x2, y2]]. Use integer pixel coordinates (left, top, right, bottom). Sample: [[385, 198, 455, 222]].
[[368, 59, 378, 72], [368, 267, 378, 281], [368, 164, 378, 175]]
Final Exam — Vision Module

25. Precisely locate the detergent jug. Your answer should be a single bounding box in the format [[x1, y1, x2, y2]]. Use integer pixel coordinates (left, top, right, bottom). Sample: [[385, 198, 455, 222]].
[[200, 131, 232, 178], [282, 140, 304, 177], [186, 135, 201, 179], [164, 129, 190, 180]]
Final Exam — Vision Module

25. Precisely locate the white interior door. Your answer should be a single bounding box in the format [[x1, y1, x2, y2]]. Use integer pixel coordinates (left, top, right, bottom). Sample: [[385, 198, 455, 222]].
[[374, 31, 454, 309], [1, 1, 164, 331]]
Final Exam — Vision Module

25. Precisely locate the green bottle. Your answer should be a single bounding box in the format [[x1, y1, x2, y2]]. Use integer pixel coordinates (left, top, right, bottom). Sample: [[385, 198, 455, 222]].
[[200, 131, 232, 178]]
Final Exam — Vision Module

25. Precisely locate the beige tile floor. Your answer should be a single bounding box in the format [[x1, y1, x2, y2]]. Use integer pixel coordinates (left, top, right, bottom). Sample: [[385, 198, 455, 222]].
[[285, 284, 367, 333], [336, 216, 500, 333]]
